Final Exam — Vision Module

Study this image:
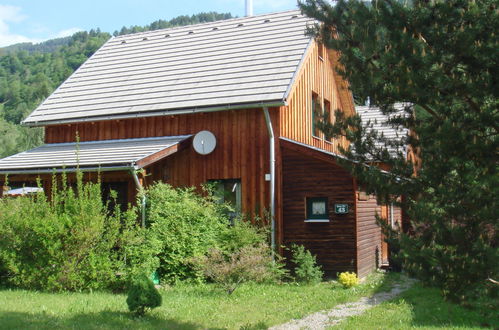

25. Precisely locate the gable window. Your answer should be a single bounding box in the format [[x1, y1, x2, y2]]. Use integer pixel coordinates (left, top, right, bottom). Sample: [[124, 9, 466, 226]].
[[312, 93, 322, 138], [305, 197, 329, 222], [209, 179, 242, 220], [324, 99, 333, 141], [318, 42, 324, 61]]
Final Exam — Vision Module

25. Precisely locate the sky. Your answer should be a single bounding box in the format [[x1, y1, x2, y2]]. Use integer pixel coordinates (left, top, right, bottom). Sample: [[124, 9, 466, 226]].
[[0, 0, 299, 47]]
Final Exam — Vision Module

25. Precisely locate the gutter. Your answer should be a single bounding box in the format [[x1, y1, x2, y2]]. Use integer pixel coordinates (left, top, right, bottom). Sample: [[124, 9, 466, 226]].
[[131, 167, 147, 228], [22, 101, 287, 127], [262, 107, 276, 253]]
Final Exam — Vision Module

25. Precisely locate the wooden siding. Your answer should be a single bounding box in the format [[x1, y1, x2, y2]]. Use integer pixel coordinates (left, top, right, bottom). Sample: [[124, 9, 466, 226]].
[[356, 192, 382, 278], [45, 108, 276, 219], [280, 42, 354, 154], [281, 145, 356, 275]]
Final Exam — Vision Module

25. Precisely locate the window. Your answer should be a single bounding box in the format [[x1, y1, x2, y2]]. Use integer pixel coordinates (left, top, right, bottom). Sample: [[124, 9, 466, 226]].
[[306, 197, 329, 222], [312, 93, 322, 138], [323, 99, 332, 141], [101, 181, 128, 213], [318, 42, 324, 61], [209, 179, 242, 220]]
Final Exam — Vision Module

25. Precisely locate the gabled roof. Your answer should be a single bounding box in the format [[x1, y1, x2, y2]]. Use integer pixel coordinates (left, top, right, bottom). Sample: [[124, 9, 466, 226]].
[[356, 103, 410, 157], [0, 135, 191, 174], [23, 10, 314, 126]]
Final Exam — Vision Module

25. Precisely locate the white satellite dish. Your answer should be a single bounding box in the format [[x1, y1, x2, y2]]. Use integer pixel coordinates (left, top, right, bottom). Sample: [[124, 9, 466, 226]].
[[193, 130, 217, 155]]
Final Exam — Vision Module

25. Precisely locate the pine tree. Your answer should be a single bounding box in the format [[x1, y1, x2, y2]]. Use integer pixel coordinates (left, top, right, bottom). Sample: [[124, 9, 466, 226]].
[[298, 0, 498, 303]]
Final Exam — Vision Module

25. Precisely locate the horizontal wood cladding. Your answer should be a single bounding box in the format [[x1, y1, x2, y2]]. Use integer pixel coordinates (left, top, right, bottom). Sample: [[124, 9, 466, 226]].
[[281, 146, 356, 275], [45, 109, 276, 219], [280, 42, 354, 154], [356, 194, 382, 278]]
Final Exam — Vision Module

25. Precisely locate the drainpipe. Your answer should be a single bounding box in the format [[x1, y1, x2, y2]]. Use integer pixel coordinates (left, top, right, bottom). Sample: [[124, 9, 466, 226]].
[[131, 168, 146, 228], [263, 107, 276, 253]]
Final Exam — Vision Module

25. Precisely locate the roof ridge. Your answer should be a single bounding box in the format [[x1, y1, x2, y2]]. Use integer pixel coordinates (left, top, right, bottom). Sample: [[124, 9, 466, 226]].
[[113, 9, 303, 39]]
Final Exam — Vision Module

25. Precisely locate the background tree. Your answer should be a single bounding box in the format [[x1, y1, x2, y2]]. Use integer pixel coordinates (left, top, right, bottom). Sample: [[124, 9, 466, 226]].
[[298, 0, 498, 304]]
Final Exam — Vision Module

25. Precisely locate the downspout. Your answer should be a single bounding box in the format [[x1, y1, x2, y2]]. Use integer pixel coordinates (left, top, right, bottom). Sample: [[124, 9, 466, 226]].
[[131, 168, 146, 228], [263, 107, 276, 252]]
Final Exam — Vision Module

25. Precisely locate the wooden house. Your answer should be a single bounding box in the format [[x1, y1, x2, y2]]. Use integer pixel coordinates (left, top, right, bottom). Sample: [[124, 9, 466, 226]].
[[0, 10, 392, 277]]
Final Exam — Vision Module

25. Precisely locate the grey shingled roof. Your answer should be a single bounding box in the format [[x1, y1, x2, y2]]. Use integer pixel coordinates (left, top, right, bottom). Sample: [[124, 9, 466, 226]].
[[356, 103, 410, 157], [0, 135, 191, 174], [23, 10, 313, 126]]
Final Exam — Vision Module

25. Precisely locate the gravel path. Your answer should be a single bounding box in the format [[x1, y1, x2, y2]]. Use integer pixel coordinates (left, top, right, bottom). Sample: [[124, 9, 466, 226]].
[[269, 277, 416, 330]]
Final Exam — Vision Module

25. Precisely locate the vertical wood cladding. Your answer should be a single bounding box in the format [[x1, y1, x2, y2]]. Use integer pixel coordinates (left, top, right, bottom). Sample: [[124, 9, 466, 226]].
[[280, 42, 355, 154], [356, 193, 382, 278], [281, 146, 357, 275], [45, 108, 276, 219]]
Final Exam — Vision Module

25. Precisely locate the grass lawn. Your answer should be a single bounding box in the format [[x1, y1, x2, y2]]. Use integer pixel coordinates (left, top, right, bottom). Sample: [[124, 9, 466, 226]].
[[332, 282, 498, 329], [0, 271, 395, 329]]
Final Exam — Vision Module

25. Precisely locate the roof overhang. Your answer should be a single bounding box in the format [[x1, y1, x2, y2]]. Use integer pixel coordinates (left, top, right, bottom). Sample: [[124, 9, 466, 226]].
[[22, 100, 286, 127], [0, 135, 192, 175]]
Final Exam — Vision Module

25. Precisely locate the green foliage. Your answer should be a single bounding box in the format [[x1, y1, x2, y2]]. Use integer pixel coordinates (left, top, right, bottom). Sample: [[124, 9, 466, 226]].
[[218, 219, 268, 254], [338, 271, 359, 288], [126, 274, 162, 316], [299, 0, 498, 302], [146, 183, 228, 283], [192, 244, 286, 294], [289, 244, 323, 284], [0, 175, 154, 291]]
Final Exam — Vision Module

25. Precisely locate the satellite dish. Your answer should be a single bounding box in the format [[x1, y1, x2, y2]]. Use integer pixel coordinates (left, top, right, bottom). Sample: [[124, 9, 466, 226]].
[[193, 130, 216, 155]]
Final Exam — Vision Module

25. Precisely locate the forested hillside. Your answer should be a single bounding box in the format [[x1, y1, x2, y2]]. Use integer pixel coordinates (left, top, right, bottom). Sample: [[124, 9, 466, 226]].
[[0, 12, 232, 158]]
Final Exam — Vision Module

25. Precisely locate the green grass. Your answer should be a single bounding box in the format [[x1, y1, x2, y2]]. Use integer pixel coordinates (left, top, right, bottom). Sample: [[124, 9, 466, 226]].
[[0, 272, 394, 329], [332, 282, 498, 330]]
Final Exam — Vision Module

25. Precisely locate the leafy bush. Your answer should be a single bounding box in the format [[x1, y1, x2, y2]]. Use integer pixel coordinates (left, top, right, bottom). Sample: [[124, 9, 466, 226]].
[[192, 243, 285, 294], [290, 244, 323, 284], [338, 272, 359, 288], [126, 274, 162, 316], [146, 183, 228, 283], [218, 219, 268, 254], [0, 175, 156, 291]]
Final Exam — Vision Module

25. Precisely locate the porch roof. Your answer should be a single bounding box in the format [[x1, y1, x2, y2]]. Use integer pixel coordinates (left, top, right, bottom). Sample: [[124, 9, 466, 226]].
[[0, 135, 191, 175]]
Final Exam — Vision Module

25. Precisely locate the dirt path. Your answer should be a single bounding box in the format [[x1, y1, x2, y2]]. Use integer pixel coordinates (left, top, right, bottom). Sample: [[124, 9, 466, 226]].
[[269, 277, 416, 330]]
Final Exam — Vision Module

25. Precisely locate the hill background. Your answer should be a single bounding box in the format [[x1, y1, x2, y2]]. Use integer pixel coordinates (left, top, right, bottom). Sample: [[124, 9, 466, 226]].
[[0, 12, 232, 158]]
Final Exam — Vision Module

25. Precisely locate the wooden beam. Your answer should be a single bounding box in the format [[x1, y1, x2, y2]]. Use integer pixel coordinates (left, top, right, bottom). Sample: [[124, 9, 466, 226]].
[[135, 137, 192, 169], [280, 138, 341, 167]]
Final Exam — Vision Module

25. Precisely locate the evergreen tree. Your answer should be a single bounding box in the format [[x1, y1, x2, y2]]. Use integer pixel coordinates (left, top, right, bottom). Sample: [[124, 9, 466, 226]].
[[298, 0, 498, 303]]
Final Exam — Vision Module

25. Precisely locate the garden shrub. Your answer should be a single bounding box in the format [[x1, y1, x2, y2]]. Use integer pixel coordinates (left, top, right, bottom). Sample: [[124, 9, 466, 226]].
[[218, 218, 268, 254], [0, 174, 156, 291], [338, 271, 359, 288], [145, 183, 228, 283], [126, 274, 162, 316], [290, 244, 323, 284], [192, 243, 285, 294]]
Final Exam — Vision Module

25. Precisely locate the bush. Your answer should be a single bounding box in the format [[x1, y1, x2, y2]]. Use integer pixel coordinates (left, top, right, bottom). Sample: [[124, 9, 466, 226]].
[[218, 219, 268, 254], [126, 274, 162, 316], [192, 243, 285, 294], [0, 175, 156, 291], [146, 183, 228, 283], [338, 272, 359, 288], [290, 244, 323, 284]]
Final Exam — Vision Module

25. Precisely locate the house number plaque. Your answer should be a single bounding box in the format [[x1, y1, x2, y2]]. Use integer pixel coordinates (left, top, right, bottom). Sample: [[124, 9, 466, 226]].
[[334, 204, 349, 214]]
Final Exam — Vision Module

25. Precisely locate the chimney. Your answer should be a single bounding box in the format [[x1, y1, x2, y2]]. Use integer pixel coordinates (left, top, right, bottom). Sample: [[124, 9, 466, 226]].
[[246, 0, 253, 17]]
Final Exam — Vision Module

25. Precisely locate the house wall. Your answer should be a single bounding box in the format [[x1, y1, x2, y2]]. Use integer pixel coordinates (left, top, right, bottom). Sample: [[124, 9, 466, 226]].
[[356, 192, 382, 278], [279, 42, 355, 154], [45, 108, 277, 219], [281, 146, 357, 275]]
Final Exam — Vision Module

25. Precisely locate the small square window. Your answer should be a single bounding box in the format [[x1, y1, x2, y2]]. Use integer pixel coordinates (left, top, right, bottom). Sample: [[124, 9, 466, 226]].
[[306, 197, 329, 221]]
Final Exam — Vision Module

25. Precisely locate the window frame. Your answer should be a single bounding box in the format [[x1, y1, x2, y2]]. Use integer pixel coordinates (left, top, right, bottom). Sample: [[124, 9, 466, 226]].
[[312, 92, 322, 138], [305, 197, 329, 222]]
